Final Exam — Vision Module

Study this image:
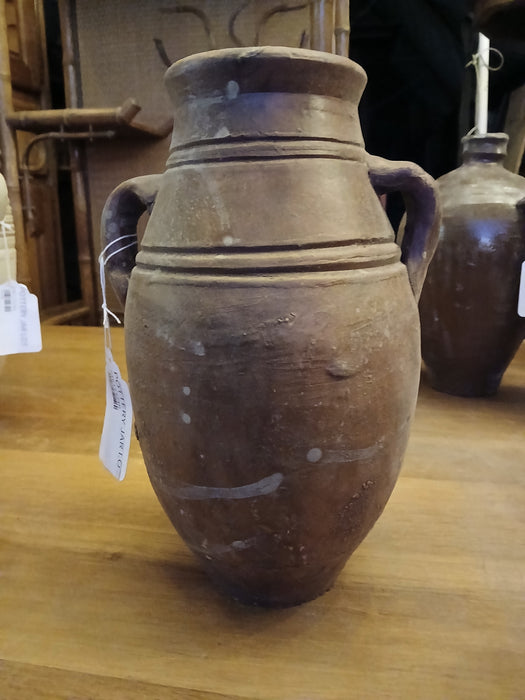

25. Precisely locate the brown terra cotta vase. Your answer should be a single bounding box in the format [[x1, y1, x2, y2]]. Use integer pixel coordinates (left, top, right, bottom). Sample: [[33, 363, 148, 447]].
[[101, 47, 440, 607], [419, 133, 525, 397]]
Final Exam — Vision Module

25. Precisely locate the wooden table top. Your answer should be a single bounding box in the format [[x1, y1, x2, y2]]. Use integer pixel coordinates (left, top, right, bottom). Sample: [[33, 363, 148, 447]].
[[0, 326, 524, 700]]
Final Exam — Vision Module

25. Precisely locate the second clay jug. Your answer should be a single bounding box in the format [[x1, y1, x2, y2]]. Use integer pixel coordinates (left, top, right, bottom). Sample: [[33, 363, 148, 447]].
[[102, 47, 440, 606], [419, 133, 525, 396]]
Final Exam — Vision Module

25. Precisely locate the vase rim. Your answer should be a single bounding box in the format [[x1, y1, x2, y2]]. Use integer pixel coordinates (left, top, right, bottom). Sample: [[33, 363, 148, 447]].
[[461, 132, 509, 157], [461, 132, 509, 145], [164, 46, 367, 102], [168, 45, 361, 68]]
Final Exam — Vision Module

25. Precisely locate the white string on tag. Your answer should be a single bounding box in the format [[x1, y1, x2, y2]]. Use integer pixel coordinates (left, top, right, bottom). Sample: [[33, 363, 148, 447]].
[[98, 235, 136, 347], [98, 235, 136, 481]]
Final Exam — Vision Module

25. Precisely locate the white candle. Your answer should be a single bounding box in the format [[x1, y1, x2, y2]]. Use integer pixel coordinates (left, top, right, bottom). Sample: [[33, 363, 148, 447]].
[[475, 33, 490, 135]]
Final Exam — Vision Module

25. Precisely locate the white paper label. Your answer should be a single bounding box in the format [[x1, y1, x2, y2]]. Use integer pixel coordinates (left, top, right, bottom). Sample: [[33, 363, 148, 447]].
[[99, 348, 133, 481], [518, 262, 525, 318], [0, 281, 42, 356]]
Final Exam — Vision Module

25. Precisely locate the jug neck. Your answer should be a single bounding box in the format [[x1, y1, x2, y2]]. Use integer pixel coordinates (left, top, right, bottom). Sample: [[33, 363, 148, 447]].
[[164, 47, 367, 153], [461, 133, 508, 165]]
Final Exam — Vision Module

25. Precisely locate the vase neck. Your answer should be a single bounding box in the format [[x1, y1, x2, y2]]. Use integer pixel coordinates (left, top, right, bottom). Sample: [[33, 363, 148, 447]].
[[165, 47, 367, 151], [461, 133, 508, 165]]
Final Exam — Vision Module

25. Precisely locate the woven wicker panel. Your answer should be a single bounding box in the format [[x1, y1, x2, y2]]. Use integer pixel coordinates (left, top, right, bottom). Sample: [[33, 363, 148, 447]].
[[75, 0, 309, 128]]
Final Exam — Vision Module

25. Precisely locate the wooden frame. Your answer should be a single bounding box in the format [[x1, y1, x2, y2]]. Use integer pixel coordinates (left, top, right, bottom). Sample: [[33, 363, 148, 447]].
[[0, 0, 30, 285]]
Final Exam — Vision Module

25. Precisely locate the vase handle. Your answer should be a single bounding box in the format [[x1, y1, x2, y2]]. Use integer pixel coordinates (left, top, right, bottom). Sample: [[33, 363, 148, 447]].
[[367, 154, 441, 301], [100, 174, 162, 306]]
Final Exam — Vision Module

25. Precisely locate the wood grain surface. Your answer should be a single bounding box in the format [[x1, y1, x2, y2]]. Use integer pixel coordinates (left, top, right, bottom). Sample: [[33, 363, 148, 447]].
[[0, 327, 524, 700]]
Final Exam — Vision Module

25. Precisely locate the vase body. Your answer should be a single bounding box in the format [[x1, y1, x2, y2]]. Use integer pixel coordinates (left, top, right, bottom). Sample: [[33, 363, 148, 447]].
[[419, 133, 525, 397], [102, 47, 439, 606]]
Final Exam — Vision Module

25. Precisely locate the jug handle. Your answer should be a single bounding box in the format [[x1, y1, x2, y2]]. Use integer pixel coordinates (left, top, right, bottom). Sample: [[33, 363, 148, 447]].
[[367, 154, 441, 301], [100, 174, 162, 306]]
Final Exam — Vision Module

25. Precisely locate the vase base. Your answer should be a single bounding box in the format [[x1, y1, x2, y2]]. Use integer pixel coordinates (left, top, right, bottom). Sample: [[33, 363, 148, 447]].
[[201, 557, 347, 608], [425, 366, 503, 398]]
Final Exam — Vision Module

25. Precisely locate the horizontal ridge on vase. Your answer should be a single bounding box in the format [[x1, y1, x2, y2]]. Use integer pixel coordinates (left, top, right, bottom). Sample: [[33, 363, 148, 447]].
[[101, 47, 440, 607]]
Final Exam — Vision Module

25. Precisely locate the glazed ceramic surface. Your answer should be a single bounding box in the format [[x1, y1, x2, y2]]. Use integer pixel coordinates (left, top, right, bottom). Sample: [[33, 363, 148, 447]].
[[420, 133, 525, 397], [102, 47, 439, 606]]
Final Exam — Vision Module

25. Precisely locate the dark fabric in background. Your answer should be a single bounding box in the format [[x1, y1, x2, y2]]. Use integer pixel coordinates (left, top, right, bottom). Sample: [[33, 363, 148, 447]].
[[349, 0, 525, 227]]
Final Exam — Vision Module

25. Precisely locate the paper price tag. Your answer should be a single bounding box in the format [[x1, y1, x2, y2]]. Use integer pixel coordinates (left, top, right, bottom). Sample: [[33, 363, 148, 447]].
[[99, 348, 133, 481], [0, 281, 42, 356], [98, 234, 137, 480], [518, 262, 525, 318]]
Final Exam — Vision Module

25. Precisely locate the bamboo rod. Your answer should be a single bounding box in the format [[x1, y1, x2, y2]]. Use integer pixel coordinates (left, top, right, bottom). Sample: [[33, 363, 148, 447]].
[[334, 0, 350, 56], [59, 0, 80, 108], [0, 0, 31, 285], [35, 0, 69, 305], [503, 83, 525, 173], [7, 100, 141, 132], [310, 0, 335, 52], [68, 142, 98, 323], [58, 0, 98, 324]]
